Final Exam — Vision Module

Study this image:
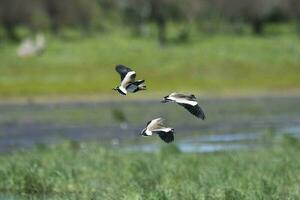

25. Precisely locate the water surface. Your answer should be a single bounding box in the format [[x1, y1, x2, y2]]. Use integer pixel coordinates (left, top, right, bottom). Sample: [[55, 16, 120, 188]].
[[0, 95, 299, 152]]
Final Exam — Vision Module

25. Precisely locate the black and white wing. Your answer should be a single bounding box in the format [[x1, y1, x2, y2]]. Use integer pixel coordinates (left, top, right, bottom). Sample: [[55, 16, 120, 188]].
[[121, 72, 136, 88], [178, 102, 206, 120], [115, 65, 135, 81], [145, 119, 153, 127], [153, 129, 174, 143], [126, 84, 138, 93]]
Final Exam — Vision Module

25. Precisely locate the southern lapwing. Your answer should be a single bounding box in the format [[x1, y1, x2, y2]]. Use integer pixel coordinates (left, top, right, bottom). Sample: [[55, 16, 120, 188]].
[[141, 118, 175, 143], [161, 93, 206, 120], [113, 64, 146, 95]]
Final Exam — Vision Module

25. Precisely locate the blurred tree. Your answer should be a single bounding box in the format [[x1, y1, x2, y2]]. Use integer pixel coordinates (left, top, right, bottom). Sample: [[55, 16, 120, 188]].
[[215, 0, 277, 34], [121, 0, 150, 36], [42, 0, 100, 33], [1, 0, 299, 41], [0, 0, 33, 41], [0, 0, 100, 41], [149, 0, 168, 45], [98, 0, 119, 11], [284, 0, 300, 32], [122, 0, 204, 45], [97, 0, 121, 28], [149, 0, 204, 44], [175, 0, 207, 41], [120, 0, 169, 45]]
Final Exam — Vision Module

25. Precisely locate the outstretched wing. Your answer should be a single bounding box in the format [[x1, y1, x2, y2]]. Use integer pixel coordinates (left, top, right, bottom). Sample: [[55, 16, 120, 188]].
[[153, 129, 174, 143], [178, 103, 206, 120], [147, 118, 165, 131], [115, 65, 134, 81], [172, 93, 196, 101]]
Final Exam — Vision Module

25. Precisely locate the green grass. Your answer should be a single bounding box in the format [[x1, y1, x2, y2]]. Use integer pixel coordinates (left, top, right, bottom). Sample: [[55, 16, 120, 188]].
[[0, 24, 300, 98], [0, 137, 300, 199]]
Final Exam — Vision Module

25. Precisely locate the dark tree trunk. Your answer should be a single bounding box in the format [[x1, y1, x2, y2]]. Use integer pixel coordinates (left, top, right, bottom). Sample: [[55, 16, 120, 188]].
[[297, 17, 300, 34], [157, 17, 166, 46], [45, 0, 60, 34], [3, 21, 19, 42], [150, 0, 167, 46], [177, 25, 190, 43], [251, 18, 264, 35]]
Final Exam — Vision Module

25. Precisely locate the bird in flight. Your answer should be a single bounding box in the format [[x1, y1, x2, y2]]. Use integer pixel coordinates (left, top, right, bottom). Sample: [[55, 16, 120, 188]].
[[141, 118, 175, 143], [113, 64, 146, 95], [161, 93, 206, 120]]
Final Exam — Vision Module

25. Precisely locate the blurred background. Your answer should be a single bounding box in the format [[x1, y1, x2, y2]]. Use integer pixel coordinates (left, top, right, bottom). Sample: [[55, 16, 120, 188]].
[[0, 0, 300, 152], [1, 1, 300, 199]]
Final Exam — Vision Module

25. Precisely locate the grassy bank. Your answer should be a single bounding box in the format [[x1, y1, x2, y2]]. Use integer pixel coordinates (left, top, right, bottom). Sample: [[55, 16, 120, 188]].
[[0, 137, 299, 199], [0, 25, 300, 98]]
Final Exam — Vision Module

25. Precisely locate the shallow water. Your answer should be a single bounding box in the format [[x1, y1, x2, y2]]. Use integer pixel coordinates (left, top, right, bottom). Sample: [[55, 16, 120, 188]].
[[123, 126, 300, 153], [0, 95, 299, 152]]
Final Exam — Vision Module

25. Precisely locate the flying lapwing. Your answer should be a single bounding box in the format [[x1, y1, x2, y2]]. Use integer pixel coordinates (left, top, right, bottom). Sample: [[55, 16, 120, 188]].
[[161, 93, 206, 120], [141, 118, 175, 143], [113, 64, 146, 95]]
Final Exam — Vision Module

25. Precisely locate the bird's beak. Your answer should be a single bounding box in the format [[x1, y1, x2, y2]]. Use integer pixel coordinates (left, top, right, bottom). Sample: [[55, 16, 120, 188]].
[[161, 99, 169, 103]]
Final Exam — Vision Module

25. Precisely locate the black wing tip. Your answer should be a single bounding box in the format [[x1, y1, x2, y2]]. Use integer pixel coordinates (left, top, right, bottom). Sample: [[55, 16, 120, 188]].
[[157, 130, 175, 143], [197, 113, 206, 120], [115, 64, 131, 71], [164, 139, 174, 143], [115, 64, 121, 70], [179, 103, 206, 120], [116, 64, 126, 68], [163, 135, 174, 143]]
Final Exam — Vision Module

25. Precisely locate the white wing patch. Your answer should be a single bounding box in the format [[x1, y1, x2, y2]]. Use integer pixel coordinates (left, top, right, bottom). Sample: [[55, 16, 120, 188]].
[[119, 86, 127, 94], [153, 128, 173, 133], [121, 71, 136, 87], [175, 98, 198, 106]]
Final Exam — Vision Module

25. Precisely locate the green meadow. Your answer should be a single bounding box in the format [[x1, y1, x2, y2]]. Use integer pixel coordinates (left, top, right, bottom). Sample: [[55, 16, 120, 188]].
[[0, 136, 299, 200], [1, 24, 300, 98]]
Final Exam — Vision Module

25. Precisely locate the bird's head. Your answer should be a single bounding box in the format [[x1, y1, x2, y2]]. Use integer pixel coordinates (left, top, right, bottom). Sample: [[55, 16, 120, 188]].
[[161, 96, 170, 103], [141, 128, 149, 136]]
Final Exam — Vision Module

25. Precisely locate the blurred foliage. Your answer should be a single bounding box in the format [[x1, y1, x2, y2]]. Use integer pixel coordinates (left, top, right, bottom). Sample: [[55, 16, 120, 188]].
[[159, 144, 181, 157], [281, 134, 300, 148], [1, 0, 300, 43], [0, 141, 299, 199], [111, 108, 127, 123]]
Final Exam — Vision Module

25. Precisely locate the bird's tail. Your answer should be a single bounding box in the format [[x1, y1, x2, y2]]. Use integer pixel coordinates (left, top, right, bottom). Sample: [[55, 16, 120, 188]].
[[136, 80, 146, 90], [138, 83, 146, 90]]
